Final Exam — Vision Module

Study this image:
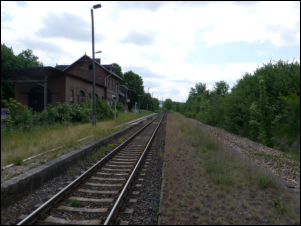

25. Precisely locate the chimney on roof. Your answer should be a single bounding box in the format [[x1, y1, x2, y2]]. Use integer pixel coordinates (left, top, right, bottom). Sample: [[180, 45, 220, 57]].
[[95, 58, 101, 64]]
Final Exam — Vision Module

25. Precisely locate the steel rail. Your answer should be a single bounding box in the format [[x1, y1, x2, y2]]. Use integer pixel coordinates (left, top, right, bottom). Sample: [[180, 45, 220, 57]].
[[104, 114, 164, 225], [17, 113, 161, 225]]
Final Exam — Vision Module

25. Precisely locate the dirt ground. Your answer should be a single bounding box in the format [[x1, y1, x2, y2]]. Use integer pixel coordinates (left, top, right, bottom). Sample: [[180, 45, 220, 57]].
[[159, 113, 300, 225]]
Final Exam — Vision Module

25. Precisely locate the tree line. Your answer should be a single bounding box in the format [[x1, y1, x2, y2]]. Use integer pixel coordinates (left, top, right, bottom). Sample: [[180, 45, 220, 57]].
[[169, 60, 300, 147], [112, 63, 160, 111]]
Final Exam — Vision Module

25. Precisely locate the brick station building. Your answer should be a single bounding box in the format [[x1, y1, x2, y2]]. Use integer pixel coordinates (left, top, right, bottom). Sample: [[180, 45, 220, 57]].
[[1, 54, 126, 112]]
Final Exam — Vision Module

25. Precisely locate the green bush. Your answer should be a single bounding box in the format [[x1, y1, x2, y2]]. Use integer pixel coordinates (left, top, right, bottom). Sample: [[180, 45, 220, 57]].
[[257, 175, 275, 189], [13, 156, 23, 165], [70, 199, 80, 207], [116, 101, 124, 112], [70, 103, 91, 123], [2, 98, 35, 131], [55, 102, 72, 123], [96, 97, 114, 120], [178, 60, 300, 148]]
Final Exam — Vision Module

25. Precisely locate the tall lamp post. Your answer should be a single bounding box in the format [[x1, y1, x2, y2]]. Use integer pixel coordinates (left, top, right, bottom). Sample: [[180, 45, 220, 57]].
[[137, 94, 142, 113], [91, 3, 101, 126]]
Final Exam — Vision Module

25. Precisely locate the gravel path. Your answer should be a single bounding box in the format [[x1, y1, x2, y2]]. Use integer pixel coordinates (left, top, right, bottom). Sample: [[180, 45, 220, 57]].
[[186, 117, 300, 188]]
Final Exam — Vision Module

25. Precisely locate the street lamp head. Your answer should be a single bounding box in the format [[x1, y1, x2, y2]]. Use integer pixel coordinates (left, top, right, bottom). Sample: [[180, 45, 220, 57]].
[[93, 4, 101, 9], [95, 50, 102, 54]]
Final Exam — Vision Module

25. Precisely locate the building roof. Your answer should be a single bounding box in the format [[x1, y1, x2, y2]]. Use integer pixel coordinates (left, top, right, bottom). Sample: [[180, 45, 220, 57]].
[[1, 66, 106, 89], [54, 65, 69, 71], [119, 85, 131, 98], [102, 64, 115, 72], [58, 54, 123, 81]]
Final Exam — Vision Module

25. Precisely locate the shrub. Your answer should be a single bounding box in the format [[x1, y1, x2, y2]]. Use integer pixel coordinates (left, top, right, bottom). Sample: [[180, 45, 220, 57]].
[[2, 98, 35, 131], [107, 144, 114, 148], [116, 101, 124, 112], [257, 175, 275, 189], [70, 199, 80, 207], [55, 102, 72, 123], [213, 173, 232, 186], [70, 103, 91, 123], [96, 97, 114, 120], [205, 140, 219, 151], [13, 156, 23, 165]]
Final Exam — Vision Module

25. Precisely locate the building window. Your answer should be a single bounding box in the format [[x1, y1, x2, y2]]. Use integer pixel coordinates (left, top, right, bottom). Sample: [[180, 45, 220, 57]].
[[89, 64, 92, 70], [70, 90, 74, 104], [79, 90, 84, 96], [89, 93, 92, 99], [95, 94, 99, 99], [79, 90, 85, 104], [80, 64, 84, 70]]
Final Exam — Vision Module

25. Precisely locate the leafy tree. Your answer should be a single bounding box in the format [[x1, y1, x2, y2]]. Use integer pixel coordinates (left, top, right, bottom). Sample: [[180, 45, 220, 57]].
[[279, 89, 300, 138], [180, 59, 300, 148], [163, 98, 173, 110], [152, 98, 160, 111], [141, 93, 153, 110], [249, 76, 282, 147], [17, 49, 43, 68], [123, 70, 144, 111], [112, 63, 125, 85], [189, 82, 207, 99], [213, 80, 230, 96]]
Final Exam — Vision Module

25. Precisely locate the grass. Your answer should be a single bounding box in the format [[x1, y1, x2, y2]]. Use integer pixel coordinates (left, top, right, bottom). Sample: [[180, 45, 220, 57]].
[[160, 113, 300, 225], [12, 156, 23, 165], [70, 199, 80, 207], [253, 153, 281, 160], [107, 144, 114, 148], [257, 175, 276, 189], [1, 112, 153, 167]]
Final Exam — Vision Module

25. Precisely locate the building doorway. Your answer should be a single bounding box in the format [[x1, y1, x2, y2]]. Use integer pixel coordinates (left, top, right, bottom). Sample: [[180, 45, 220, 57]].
[[28, 87, 51, 112]]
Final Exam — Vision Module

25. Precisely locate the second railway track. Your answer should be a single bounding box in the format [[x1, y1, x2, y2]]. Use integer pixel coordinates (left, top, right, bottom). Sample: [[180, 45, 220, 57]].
[[18, 113, 164, 225]]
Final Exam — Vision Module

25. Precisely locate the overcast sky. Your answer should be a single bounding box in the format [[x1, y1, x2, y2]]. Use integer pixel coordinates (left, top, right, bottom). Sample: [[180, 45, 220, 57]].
[[1, 1, 300, 102]]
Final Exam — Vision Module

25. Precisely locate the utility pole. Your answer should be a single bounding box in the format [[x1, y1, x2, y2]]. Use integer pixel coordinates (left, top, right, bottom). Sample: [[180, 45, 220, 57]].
[[114, 98, 116, 123], [138, 95, 142, 113]]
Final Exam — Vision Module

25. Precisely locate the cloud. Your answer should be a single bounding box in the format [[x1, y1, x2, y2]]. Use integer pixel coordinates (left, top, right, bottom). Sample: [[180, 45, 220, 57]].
[[121, 30, 157, 46], [114, 1, 169, 11], [200, 1, 300, 46], [1, 1, 299, 102], [257, 50, 270, 56], [36, 12, 104, 43]]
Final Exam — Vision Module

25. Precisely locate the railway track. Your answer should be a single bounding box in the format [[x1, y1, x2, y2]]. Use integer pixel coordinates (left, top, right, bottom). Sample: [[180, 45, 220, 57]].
[[17, 113, 164, 225]]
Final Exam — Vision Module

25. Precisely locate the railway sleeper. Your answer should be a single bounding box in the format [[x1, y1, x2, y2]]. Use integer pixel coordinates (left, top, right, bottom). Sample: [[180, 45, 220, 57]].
[[35, 216, 101, 225]]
